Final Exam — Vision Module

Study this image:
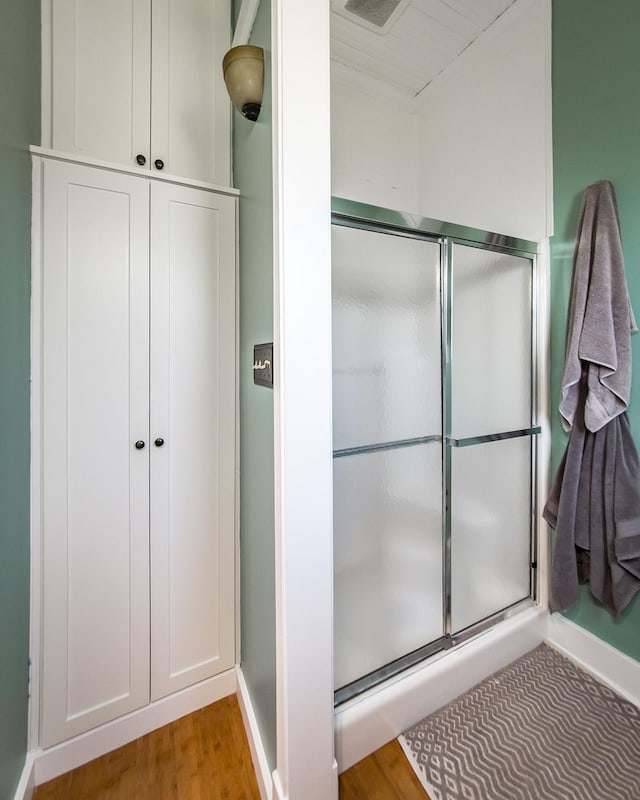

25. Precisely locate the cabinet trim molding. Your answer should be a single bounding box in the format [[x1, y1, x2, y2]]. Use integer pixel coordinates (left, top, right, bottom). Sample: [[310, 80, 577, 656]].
[[30, 147, 240, 197]]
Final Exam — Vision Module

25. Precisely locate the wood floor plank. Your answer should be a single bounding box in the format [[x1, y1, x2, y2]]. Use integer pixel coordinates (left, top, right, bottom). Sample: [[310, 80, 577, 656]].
[[32, 770, 72, 800], [373, 741, 430, 799], [174, 711, 206, 800], [137, 719, 177, 800], [339, 739, 430, 800]]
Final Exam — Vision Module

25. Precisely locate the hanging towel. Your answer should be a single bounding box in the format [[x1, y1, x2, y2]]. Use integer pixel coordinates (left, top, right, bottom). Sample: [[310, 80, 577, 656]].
[[559, 180, 637, 433], [545, 178, 640, 616], [544, 375, 640, 616]]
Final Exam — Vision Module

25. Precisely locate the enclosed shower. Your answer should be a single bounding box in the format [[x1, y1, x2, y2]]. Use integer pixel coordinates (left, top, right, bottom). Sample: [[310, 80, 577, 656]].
[[331, 198, 540, 703]]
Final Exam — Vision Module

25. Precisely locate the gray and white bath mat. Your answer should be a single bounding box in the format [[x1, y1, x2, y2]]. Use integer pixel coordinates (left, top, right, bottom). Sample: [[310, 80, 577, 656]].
[[399, 644, 640, 800]]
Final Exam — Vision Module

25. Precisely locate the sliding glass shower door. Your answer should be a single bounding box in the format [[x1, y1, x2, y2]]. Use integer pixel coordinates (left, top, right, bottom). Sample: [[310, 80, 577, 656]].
[[448, 243, 534, 634], [331, 201, 539, 702], [332, 224, 444, 692]]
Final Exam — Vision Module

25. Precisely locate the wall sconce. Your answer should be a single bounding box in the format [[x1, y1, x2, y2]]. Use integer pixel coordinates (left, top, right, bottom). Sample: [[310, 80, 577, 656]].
[[223, 45, 264, 122]]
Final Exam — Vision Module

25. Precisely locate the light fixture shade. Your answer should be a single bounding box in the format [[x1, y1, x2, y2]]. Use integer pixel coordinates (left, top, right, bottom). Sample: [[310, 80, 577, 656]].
[[222, 45, 264, 122]]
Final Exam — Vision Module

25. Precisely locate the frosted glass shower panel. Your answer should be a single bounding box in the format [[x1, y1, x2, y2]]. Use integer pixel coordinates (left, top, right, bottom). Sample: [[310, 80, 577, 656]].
[[450, 436, 532, 634], [332, 225, 441, 451], [333, 444, 443, 689], [451, 245, 532, 439]]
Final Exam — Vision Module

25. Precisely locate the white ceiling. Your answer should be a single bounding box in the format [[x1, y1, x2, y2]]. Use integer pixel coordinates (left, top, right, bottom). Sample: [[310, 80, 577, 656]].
[[330, 0, 517, 100]]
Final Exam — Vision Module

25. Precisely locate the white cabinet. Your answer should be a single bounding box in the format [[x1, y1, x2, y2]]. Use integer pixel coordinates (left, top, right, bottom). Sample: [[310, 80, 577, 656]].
[[39, 159, 236, 747], [48, 0, 231, 185]]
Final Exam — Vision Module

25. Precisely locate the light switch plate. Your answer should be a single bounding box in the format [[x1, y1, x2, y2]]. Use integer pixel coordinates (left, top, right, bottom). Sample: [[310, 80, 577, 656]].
[[253, 343, 273, 388]]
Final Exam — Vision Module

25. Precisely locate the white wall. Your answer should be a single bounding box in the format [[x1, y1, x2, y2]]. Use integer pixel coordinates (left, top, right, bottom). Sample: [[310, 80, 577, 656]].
[[331, 78, 419, 212], [416, 0, 552, 241], [330, 0, 552, 242]]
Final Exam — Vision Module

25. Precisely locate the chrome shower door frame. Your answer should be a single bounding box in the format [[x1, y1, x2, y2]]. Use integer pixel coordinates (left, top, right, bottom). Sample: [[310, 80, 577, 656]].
[[331, 198, 540, 706]]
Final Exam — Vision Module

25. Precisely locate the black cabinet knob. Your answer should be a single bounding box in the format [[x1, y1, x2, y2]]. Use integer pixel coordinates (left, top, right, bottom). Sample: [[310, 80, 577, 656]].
[[154, 158, 165, 171], [135, 440, 146, 450], [154, 438, 165, 447], [135, 154, 146, 166]]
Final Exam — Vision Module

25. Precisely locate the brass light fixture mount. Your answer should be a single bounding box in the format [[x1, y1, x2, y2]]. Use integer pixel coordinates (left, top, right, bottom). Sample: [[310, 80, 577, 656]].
[[222, 44, 264, 122]]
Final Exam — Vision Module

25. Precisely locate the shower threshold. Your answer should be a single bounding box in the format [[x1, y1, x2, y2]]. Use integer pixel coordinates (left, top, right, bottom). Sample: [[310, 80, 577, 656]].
[[334, 604, 547, 773], [334, 597, 535, 707]]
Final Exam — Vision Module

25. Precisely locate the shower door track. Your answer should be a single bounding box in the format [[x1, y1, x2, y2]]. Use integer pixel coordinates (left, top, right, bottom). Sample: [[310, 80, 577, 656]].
[[331, 197, 540, 708], [334, 596, 535, 706]]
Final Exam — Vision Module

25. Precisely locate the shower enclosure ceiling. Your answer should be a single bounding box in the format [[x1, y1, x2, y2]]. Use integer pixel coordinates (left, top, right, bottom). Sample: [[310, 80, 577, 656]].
[[332, 198, 540, 703], [330, 0, 517, 101]]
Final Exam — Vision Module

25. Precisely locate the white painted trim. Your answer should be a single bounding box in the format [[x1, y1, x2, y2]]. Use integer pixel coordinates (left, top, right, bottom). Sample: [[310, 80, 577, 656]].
[[28, 147, 240, 196], [32, 668, 237, 785], [334, 607, 547, 772], [232, 0, 261, 47], [40, 0, 51, 148], [546, 616, 640, 708], [28, 156, 43, 754], [542, 0, 554, 238], [12, 753, 35, 800], [236, 670, 272, 800], [272, 770, 285, 800], [271, 0, 337, 797], [234, 202, 242, 669], [536, 238, 551, 611]]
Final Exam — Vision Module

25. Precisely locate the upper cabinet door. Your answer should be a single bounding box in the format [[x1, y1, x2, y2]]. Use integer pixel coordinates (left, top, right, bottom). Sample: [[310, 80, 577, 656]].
[[48, 0, 231, 184], [150, 0, 231, 185], [51, 0, 152, 168]]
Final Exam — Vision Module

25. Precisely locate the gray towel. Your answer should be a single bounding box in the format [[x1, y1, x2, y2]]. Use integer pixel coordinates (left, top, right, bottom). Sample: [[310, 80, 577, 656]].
[[559, 180, 637, 433], [544, 376, 640, 616]]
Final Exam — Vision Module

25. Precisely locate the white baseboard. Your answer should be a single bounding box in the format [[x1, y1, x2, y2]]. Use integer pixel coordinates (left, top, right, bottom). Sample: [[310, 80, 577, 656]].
[[546, 614, 640, 707], [270, 759, 339, 800], [12, 752, 35, 800], [32, 667, 237, 786], [236, 668, 273, 800], [272, 769, 285, 800], [334, 606, 547, 772]]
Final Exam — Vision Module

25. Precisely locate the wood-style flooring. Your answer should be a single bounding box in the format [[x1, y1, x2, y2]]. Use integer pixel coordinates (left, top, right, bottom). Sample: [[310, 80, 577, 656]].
[[33, 694, 429, 800], [33, 694, 261, 800], [339, 740, 430, 800]]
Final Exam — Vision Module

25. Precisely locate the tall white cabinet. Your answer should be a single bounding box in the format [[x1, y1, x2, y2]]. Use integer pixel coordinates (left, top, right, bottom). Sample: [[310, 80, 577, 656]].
[[38, 159, 237, 748], [37, 0, 236, 751]]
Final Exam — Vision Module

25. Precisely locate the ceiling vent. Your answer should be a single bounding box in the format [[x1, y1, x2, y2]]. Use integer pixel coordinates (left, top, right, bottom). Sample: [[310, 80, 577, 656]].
[[332, 0, 410, 34]]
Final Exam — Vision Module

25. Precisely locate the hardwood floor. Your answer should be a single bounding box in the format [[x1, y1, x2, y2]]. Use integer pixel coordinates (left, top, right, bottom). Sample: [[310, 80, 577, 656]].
[[339, 740, 430, 800], [34, 697, 428, 800], [33, 695, 261, 800]]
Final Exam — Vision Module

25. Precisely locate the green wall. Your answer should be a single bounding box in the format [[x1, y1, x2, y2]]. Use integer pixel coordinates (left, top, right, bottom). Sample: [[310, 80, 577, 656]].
[[551, 0, 640, 661], [0, 0, 40, 796], [232, 0, 277, 770]]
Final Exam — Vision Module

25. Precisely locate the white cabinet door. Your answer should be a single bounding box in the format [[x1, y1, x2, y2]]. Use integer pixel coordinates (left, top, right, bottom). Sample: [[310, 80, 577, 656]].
[[149, 182, 236, 700], [51, 0, 152, 168], [151, 0, 231, 185], [49, 0, 231, 184], [40, 160, 151, 747]]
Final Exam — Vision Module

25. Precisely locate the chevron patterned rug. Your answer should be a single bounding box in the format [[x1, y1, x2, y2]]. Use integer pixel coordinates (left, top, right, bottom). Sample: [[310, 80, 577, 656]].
[[399, 643, 640, 800]]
